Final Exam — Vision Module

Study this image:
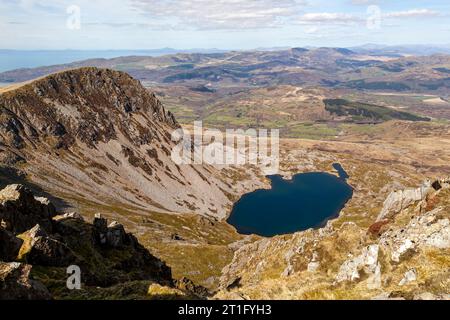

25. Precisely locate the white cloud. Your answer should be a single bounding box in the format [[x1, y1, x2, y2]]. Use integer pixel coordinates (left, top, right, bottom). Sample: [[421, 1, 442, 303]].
[[294, 8, 441, 27], [383, 9, 440, 18], [297, 12, 362, 25], [350, 0, 379, 5], [130, 0, 308, 30], [304, 26, 318, 34]]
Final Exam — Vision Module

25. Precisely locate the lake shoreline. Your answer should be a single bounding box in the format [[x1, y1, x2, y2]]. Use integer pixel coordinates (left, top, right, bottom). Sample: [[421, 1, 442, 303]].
[[227, 164, 353, 237]]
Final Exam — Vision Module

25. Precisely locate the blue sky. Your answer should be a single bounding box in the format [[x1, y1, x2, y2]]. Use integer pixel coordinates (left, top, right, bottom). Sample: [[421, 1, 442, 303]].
[[1, 0, 449, 50]]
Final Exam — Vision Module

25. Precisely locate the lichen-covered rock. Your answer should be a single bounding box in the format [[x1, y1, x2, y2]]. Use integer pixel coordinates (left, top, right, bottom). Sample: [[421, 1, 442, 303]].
[[380, 208, 450, 262], [0, 227, 23, 261], [399, 269, 417, 286], [336, 244, 380, 284], [0, 184, 56, 233], [377, 180, 434, 221], [18, 224, 76, 267], [0, 262, 52, 300]]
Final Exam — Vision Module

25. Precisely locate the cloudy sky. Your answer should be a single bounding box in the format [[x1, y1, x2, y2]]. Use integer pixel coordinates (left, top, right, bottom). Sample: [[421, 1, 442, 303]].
[[1, 0, 449, 49]]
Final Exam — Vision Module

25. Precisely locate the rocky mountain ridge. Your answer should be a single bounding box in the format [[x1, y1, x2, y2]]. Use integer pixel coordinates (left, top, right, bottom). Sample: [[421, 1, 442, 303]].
[[0, 67, 263, 220], [0, 183, 208, 299]]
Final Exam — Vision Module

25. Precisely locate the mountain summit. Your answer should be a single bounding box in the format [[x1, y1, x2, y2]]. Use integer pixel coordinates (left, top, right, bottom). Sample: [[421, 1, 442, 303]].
[[0, 67, 257, 219]]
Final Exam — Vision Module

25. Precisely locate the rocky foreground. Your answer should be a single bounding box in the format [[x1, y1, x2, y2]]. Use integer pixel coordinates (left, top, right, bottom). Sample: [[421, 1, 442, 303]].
[[3, 176, 448, 300], [215, 178, 450, 300], [0, 183, 207, 300]]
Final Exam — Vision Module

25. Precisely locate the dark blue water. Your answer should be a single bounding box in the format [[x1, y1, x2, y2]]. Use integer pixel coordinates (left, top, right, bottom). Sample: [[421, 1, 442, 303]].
[[227, 164, 353, 237], [332, 163, 349, 180]]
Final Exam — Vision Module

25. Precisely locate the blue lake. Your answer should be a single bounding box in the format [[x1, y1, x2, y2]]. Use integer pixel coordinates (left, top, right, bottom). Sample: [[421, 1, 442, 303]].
[[227, 164, 353, 237]]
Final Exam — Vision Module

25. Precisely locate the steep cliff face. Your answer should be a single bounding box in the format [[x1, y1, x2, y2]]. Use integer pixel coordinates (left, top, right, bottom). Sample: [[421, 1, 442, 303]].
[[216, 178, 450, 300], [0, 68, 262, 219]]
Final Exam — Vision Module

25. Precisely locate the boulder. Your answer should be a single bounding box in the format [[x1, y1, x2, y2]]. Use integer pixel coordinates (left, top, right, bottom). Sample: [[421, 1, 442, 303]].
[[336, 244, 380, 283], [0, 227, 23, 261], [0, 184, 56, 233], [307, 252, 320, 273], [93, 216, 130, 248], [307, 261, 320, 273], [18, 224, 76, 267], [62, 212, 84, 221], [0, 262, 52, 300], [399, 268, 417, 286]]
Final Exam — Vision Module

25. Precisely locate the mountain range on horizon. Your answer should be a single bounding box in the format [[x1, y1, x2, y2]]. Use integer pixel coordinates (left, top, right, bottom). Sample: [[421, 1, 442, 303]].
[[2, 44, 450, 73]]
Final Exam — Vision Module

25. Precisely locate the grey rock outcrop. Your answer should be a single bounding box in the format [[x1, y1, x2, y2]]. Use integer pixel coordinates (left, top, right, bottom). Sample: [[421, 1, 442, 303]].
[[0, 184, 56, 233], [93, 213, 108, 245], [0, 184, 177, 299], [19, 224, 76, 267], [93, 215, 130, 248], [0, 262, 52, 300], [377, 180, 434, 221], [413, 292, 450, 300], [336, 244, 381, 288], [62, 212, 84, 221], [106, 221, 127, 248], [380, 208, 450, 262]]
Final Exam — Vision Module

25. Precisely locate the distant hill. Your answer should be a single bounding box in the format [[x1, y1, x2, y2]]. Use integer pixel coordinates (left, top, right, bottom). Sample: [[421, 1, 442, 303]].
[[0, 48, 228, 72], [1, 47, 449, 95], [350, 44, 450, 56]]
